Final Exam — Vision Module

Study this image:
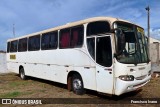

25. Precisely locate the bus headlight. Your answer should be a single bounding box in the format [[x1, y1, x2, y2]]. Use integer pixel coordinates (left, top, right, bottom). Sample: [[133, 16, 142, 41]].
[[119, 75, 134, 81]]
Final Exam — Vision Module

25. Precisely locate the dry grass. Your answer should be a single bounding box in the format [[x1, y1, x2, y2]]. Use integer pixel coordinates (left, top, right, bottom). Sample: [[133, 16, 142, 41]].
[[0, 73, 160, 107]]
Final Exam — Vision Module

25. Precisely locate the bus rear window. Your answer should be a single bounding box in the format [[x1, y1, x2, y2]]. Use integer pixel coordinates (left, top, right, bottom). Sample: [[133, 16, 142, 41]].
[[87, 21, 110, 36], [10, 40, 18, 52]]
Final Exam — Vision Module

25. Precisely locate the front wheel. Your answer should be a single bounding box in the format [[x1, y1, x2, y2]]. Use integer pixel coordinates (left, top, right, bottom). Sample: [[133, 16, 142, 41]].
[[72, 74, 85, 95], [19, 68, 27, 80]]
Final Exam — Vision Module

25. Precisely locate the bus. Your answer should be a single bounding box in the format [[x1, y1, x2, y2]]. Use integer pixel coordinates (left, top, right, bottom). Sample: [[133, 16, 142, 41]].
[[7, 17, 151, 96]]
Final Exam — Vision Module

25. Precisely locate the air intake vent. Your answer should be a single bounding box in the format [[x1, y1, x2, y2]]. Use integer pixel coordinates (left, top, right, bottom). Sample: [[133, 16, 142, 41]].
[[135, 75, 147, 80]]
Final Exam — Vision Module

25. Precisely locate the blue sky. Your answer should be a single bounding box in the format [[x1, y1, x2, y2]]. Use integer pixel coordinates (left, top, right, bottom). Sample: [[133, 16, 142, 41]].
[[0, 0, 160, 50]]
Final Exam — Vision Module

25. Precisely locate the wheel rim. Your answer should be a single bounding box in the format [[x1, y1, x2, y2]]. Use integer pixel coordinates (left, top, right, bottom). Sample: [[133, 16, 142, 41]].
[[73, 79, 82, 90]]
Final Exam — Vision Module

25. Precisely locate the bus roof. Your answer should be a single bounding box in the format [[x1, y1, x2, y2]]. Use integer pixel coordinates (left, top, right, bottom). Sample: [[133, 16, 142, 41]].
[[7, 16, 138, 41]]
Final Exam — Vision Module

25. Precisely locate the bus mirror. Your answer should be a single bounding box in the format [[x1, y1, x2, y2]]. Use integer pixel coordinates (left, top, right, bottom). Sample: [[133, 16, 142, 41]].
[[114, 28, 125, 55]]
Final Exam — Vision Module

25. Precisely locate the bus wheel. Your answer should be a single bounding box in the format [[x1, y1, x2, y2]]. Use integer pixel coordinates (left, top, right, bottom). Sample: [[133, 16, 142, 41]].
[[20, 68, 27, 80], [72, 74, 85, 95]]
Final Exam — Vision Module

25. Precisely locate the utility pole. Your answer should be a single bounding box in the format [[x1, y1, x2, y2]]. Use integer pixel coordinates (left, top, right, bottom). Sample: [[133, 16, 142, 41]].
[[145, 6, 150, 44], [13, 23, 15, 37], [145, 6, 150, 58]]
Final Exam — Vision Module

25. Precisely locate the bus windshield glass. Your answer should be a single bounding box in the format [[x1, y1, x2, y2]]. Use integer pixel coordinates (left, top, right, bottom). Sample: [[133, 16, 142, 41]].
[[114, 22, 149, 64]]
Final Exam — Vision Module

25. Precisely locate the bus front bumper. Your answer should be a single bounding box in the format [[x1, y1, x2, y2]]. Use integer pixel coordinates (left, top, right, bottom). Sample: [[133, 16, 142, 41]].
[[114, 75, 151, 96]]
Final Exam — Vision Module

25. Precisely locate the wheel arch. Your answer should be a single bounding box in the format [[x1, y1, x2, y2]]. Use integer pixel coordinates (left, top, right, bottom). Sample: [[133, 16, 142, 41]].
[[19, 65, 23, 74], [67, 71, 83, 91]]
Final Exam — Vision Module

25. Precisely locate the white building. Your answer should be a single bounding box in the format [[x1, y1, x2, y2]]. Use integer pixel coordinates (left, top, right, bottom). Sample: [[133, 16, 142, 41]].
[[149, 37, 160, 72], [0, 52, 8, 74]]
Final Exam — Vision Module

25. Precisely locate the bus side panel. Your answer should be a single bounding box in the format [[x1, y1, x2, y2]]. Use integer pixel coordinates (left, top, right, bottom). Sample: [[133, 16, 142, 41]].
[[6, 53, 19, 74], [51, 49, 97, 90], [7, 48, 97, 91], [80, 67, 97, 91]]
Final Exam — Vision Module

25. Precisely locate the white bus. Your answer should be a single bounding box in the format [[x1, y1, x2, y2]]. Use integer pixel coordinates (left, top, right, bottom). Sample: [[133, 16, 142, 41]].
[[7, 17, 151, 96]]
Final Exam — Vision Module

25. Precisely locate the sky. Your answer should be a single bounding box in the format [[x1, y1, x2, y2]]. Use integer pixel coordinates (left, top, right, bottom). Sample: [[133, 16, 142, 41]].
[[0, 0, 160, 50]]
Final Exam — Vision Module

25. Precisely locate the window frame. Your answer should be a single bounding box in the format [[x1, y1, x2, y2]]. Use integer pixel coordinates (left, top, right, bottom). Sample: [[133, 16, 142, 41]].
[[10, 40, 18, 53], [7, 42, 10, 53], [28, 35, 40, 51], [87, 37, 95, 60], [18, 38, 28, 52], [96, 36, 112, 67], [59, 25, 84, 49], [59, 28, 71, 49], [87, 21, 111, 36], [70, 25, 84, 48], [41, 31, 58, 50]]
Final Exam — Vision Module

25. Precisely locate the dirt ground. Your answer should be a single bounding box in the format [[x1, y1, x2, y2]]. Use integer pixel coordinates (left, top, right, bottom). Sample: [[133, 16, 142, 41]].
[[0, 73, 160, 107]]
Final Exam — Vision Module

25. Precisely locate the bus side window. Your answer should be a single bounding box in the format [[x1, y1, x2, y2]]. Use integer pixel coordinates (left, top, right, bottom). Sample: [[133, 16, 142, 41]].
[[7, 42, 10, 53], [71, 26, 84, 48], [10, 40, 18, 52], [18, 38, 27, 52], [96, 37, 112, 67], [87, 38, 95, 59], [50, 32, 58, 49], [41, 33, 50, 49], [41, 31, 58, 50], [28, 35, 40, 51], [87, 21, 110, 36], [71, 30, 78, 47], [59, 29, 70, 49]]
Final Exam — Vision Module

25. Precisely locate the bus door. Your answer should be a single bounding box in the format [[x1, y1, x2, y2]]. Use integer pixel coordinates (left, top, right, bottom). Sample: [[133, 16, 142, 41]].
[[95, 36, 114, 94]]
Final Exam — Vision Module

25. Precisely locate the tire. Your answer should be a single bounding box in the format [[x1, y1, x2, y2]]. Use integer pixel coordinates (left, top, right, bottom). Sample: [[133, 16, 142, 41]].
[[72, 74, 85, 95], [19, 68, 27, 80]]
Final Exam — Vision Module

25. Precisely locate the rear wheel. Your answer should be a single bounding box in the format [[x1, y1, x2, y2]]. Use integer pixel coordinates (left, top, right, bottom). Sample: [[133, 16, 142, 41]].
[[19, 68, 27, 80], [72, 74, 85, 95]]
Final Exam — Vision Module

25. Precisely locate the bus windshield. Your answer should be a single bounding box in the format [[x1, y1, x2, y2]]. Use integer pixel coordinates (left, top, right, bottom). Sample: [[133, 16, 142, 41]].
[[114, 22, 149, 64]]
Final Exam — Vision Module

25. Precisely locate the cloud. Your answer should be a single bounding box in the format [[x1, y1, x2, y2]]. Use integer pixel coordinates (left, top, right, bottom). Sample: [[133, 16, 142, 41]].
[[150, 29, 160, 40], [0, 0, 160, 50]]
